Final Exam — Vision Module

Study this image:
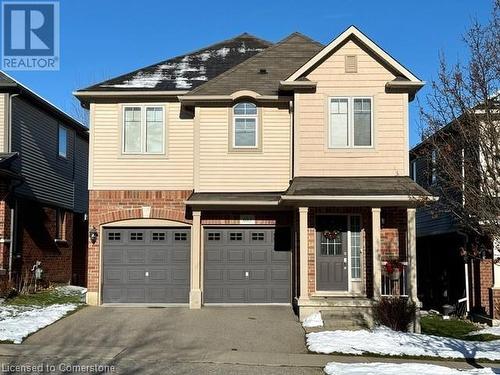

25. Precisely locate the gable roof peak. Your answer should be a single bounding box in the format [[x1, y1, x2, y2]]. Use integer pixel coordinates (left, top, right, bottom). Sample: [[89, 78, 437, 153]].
[[286, 25, 423, 83]]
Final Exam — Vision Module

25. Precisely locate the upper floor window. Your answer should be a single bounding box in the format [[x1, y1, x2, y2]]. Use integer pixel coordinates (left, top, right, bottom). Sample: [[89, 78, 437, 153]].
[[58, 125, 68, 158], [123, 106, 164, 154], [329, 97, 372, 148], [233, 102, 258, 148], [410, 160, 417, 182]]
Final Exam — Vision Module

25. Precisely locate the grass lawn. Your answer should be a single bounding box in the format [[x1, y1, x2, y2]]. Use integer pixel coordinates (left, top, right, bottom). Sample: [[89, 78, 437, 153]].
[[5, 288, 84, 306], [421, 315, 500, 342]]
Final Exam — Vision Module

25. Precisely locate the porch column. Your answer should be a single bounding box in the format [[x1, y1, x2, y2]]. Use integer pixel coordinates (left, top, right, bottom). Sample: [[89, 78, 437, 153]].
[[372, 207, 381, 299], [190, 211, 202, 309], [299, 207, 309, 302], [493, 237, 500, 288], [407, 208, 418, 302]]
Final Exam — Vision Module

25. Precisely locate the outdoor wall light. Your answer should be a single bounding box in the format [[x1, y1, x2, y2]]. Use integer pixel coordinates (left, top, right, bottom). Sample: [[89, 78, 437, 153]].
[[89, 226, 98, 244]]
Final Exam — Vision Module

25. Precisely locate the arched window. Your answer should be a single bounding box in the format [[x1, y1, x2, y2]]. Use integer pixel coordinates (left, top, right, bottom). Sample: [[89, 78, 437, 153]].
[[233, 102, 258, 148]]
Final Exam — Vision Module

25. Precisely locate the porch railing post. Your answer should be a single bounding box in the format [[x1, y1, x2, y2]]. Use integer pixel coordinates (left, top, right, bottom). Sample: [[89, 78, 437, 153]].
[[299, 207, 309, 302], [372, 207, 381, 299], [407, 208, 418, 302]]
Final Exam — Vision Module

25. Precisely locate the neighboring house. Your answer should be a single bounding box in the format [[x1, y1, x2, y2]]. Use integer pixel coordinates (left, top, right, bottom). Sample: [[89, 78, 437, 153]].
[[75, 26, 430, 326], [411, 124, 499, 320], [0, 72, 89, 286]]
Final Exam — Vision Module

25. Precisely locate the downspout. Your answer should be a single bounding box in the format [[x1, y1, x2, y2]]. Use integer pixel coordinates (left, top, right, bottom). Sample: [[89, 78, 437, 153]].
[[7, 93, 19, 282]]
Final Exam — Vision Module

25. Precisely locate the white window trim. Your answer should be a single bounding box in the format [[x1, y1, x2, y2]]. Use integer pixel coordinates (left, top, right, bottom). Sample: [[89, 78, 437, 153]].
[[122, 105, 166, 155], [58, 125, 68, 158], [328, 96, 374, 149], [232, 104, 259, 149], [411, 160, 417, 181]]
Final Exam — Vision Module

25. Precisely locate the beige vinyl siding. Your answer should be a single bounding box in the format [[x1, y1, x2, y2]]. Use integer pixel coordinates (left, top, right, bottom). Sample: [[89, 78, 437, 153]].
[[0, 94, 6, 152], [295, 39, 409, 177], [197, 104, 291, 192], [90, 102, 193, 190]]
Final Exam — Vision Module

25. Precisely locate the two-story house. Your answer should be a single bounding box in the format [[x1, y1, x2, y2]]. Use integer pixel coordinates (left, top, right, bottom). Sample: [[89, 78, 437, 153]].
[[0, 72, 89, 286], [75, 26, 430, 326], [411, 121, 500, 321]]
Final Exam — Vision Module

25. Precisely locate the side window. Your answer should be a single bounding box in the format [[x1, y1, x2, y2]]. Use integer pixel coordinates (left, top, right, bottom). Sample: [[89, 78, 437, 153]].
[[123, 106, 165, 154], [232, 102, 258, 148], [58, 125, 68, 158], [329, 97, 373, 148]]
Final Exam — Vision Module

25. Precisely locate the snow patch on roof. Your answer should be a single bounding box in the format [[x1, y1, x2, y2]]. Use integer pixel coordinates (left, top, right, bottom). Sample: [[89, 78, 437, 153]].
[[99, 42, 265, 90]]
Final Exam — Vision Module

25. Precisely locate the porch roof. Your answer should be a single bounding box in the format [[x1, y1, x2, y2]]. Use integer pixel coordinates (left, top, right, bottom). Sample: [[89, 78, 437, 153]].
[[186, 192, 282, 206], [282, 176, 433, 202]]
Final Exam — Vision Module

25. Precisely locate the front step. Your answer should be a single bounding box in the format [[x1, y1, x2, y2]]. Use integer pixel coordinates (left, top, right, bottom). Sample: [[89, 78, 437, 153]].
[[318, 309, 371, 331]]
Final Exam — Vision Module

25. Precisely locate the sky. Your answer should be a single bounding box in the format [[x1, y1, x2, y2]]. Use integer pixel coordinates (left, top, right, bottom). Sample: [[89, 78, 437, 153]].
[[4, 0, 493, 146]]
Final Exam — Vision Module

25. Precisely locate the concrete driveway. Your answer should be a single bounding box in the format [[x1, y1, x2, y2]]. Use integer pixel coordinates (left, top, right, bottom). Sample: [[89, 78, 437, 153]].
[[1, 306, 322, 374], [25, 305, 307, 358]]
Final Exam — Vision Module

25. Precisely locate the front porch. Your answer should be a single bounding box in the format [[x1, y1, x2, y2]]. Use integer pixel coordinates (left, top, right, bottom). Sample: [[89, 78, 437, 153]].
[[294, 205, 418, 329]]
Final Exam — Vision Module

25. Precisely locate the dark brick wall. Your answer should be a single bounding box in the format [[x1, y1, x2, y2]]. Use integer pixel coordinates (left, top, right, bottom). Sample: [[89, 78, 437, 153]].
[[17, 202, 74, 283]]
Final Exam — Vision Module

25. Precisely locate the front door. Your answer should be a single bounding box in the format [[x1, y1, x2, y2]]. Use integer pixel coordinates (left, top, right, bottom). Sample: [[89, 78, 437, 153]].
[[316, 215, 349, 291]]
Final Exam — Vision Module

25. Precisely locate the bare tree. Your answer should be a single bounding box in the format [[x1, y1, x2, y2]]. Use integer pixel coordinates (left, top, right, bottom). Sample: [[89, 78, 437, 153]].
[[418, 0, 500, 263]]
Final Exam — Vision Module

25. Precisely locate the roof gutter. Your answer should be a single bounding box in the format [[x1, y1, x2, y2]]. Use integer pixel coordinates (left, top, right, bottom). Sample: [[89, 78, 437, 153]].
[[280, 194, 439, 202], [74, 90, 188, 97], [178, 94, 292, 105], [185, 200, 280, 206], [279, 80, 317, 90]]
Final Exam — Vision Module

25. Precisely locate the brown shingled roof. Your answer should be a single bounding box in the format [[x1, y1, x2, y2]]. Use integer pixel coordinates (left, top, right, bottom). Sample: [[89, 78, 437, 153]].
[[185, 32, 324, 96]]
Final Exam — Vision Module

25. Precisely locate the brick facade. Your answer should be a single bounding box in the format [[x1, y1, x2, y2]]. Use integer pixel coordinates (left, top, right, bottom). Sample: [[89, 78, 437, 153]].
[[201, 211, 292, 226], [87, 190, 192, 293], [471, 258, 493, 316], [381, 207, 407, 260], [17, 202, 74, 283]]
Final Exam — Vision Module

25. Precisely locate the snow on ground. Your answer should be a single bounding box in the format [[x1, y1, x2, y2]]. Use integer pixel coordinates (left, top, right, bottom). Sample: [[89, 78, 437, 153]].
[[471, 325, 500, 337], [307, 327, 500, 360], [0, 304, 78, 343], [302, 312, 323, 328], [324, 362, 499, 375], [55, 285, 87, 296]]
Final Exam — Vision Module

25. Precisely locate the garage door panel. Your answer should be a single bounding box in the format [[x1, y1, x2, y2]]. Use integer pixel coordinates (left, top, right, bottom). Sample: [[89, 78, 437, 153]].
[[271, 288, 290, 302], [172, 249, 189, 262], [271, 251, 289, 262], [227, 249, 245, 262], [228, 269, 245, 281], [172, 268, 189, 282], [248, 287, 267, 302], [249, 250, 267, 263], [104, 269, 123, 283], [103, 287, 123, 302], [206, 249, 223, 262], [148, 249, 168, 264], [204, 228, 291, 304], [103, 228, 190, 304], [250, 269, 266, 281], [104, 250, 123, 264], [226, 287, 246, 302], [127, 269, 146, 282], [148, 269, 168, 282], [205, 269, 224, 281], [126, 287, 146, 302], [204, 287, 223, 302], [126, 249, 146, 264]]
